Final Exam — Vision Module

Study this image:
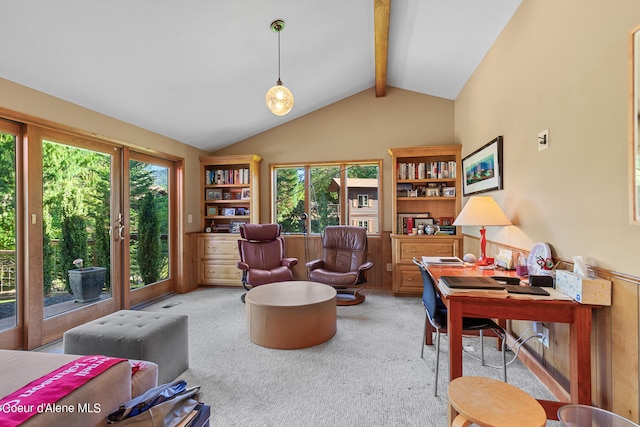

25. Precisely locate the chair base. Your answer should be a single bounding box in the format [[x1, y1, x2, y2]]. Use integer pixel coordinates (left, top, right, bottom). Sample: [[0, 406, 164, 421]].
[[336, 292, 365, 306]]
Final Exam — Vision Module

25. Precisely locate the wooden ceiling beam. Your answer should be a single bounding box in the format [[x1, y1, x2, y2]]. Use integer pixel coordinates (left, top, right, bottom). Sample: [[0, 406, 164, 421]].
[[374, 0, 391, 97]]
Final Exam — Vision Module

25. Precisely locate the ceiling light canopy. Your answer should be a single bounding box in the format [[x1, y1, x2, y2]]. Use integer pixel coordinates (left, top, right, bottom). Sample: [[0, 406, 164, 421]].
[[266, 19, 294, 116]]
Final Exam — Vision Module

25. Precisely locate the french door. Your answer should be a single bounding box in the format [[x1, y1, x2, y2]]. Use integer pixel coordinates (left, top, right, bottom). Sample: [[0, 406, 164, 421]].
[[0, 120, 181, 350]]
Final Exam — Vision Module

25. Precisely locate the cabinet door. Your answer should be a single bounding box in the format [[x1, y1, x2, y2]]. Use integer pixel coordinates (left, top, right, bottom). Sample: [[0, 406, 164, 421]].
[[392, 264, 424, 294], [197, 235, 242, 286]]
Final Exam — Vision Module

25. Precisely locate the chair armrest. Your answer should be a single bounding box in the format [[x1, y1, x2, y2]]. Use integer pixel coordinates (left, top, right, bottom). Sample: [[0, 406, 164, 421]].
[[305, 259, 323, 271], [358, 261, 374, 272], [237, 261, 249, 271], [282, 258, 298, 268]]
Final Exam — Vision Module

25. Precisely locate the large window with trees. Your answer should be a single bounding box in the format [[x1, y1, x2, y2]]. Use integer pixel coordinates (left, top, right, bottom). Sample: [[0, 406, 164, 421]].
[[272, 161, 382, 234]]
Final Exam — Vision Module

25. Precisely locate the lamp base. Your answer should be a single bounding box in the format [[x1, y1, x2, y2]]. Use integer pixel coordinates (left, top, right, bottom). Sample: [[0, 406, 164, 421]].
[[477, 257, 495, 266]]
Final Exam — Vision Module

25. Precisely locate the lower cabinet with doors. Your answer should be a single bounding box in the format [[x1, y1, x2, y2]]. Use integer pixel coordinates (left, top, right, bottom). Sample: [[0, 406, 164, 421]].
[[391, 236, 460, 295], [197, 233, 242, 286]]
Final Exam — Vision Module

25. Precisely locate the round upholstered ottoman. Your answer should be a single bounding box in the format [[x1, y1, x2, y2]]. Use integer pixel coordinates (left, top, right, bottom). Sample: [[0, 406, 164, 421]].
[[246, 281, 337, 350], [63, 310, 188, 384]]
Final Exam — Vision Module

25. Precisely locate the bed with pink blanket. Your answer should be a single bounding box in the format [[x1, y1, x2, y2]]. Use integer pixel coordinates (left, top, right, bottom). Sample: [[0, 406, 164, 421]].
[[0, 350, 158, 427]]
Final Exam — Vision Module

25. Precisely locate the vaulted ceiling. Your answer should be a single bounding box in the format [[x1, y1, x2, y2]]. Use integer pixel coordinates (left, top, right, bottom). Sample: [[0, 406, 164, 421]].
[[0, 1, 522, 152]]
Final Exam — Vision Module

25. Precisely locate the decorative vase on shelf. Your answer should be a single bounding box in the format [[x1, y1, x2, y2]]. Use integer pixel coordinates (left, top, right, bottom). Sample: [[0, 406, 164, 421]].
[[68, 267, 106, 303]]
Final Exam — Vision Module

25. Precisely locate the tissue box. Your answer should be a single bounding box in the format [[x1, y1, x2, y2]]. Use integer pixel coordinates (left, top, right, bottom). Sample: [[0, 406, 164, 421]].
[[555, 270, 611, 305]]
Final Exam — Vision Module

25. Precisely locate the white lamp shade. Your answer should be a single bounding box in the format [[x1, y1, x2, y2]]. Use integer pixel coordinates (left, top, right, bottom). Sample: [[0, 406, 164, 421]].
[[266, 84, 294, 116], [453, 195, 512, 226]]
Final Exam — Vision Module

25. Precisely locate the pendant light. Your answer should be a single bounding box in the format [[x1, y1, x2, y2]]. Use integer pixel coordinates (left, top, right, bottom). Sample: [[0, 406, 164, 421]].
[[265, 19, 294, 116]]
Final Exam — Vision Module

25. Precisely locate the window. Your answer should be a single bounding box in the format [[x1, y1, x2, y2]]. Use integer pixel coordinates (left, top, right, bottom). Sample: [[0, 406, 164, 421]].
[[272, 161, 381, 234]]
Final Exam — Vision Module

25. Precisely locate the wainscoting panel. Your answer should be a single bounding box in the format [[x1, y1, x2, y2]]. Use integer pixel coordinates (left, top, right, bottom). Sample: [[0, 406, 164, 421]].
[[463, 235, 640, 422]]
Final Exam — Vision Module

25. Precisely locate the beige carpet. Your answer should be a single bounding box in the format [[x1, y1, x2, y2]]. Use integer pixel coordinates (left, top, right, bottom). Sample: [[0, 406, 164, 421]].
[[42, 286, 560, 426], [144, 287, 558, 426]]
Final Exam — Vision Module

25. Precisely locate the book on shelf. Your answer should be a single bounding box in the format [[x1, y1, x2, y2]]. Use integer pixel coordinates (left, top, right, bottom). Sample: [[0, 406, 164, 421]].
[[205, 168, 250, 185], [397, 161, 457, 180], [436, 225, 456, 235], [397, 213, 430, 235]]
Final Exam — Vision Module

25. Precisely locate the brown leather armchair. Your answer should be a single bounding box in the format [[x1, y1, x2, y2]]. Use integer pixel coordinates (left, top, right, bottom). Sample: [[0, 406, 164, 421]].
[[237, 223, 298, 302], [306, 225, 373, 305]]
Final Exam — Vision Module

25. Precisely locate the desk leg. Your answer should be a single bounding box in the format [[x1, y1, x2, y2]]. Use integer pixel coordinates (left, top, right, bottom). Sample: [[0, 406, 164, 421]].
[[571, 306, 593, 405], [448, 300, 464, 381], [425, 323, 434, 346]]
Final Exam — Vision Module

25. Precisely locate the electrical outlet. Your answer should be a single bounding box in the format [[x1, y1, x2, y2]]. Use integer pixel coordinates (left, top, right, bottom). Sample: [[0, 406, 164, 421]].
[[538, 129, 549, 151], [541, 326, 550, 348], [386, 263, 392, 272]]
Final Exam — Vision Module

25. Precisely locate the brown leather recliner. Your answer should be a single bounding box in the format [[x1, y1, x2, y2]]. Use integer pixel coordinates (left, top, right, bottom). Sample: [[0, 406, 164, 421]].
[[237, 223, 298, 302], [306, 225, 373, 305]]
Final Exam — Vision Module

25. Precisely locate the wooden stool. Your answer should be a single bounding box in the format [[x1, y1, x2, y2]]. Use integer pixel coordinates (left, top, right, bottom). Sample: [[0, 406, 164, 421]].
[[448, 376, 546, 427]]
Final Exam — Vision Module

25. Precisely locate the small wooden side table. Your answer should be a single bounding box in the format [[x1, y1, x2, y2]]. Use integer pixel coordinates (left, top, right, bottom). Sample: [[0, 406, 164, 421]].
[[448, 376, 546, 427]]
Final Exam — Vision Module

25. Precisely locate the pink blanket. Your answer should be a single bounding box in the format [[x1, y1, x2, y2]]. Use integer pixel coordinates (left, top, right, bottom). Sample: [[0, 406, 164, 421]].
[[0, 354, 126, 427]]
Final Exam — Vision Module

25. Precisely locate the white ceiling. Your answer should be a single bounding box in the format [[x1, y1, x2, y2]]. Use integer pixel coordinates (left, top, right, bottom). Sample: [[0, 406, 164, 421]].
[[0, 0, 522, 152]]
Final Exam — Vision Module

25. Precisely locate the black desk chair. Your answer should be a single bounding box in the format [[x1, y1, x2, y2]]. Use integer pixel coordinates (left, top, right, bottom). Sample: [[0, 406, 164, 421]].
[[413, 257, 507, 396]]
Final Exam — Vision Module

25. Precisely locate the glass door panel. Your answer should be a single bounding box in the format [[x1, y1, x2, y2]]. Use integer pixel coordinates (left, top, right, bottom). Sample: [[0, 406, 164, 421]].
[[42, 140, 113, 317], [129, 159, 169, 290]]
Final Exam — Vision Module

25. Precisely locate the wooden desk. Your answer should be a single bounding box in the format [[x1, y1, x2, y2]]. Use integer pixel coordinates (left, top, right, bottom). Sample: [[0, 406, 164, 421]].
[[427, 265, 594, 421]]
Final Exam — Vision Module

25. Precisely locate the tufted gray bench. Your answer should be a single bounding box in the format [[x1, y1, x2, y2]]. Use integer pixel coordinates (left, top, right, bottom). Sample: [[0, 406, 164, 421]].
[[63, 310, 189, 384]]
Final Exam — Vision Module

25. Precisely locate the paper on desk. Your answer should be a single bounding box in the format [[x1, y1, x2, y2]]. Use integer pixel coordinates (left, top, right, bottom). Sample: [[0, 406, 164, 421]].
[[507, 287, 574, 301]]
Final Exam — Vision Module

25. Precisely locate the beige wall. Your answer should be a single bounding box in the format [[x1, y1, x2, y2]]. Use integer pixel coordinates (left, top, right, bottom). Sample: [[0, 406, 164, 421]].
[[455, 0, 640, 277], [0, 78, 208, 234], [213, 87, 455, 230]]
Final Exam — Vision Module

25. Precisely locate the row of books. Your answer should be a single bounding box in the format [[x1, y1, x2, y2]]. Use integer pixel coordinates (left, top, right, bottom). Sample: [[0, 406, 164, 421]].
[[397, 161, 456, 180], [205, 168, 250, 185]]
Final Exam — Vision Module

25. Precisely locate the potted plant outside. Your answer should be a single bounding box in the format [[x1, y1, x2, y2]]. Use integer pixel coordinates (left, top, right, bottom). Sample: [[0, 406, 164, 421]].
[[68, 259, 106, 303]]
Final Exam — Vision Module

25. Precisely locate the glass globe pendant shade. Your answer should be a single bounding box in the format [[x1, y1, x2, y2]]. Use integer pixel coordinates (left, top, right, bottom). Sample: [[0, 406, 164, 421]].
[[266, 80, 294, 116]]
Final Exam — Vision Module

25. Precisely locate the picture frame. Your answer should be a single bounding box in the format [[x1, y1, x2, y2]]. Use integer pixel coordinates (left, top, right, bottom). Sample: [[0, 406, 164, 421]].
[[223, 192, 232, 200], [230, 220, 247, 234], [223, 208, 236, 216], [206, 189, 222, 200], [438, 217, 455, 226], [442, 187, 456, 197], [426, 188, 440, 197], [235, 207, 246, 216], [241, 188, 251, 200], [462, 136, 503, 196], [208, 206, 218, 216]]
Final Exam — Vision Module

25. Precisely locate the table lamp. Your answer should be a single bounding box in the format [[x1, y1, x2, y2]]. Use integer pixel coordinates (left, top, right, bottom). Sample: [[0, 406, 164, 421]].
[[452, 195, 512, 266]]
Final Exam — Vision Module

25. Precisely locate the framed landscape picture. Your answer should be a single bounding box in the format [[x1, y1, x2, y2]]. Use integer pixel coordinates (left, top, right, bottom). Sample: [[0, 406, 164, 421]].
[[223, 208, 236, 216], [462, 136, 503, 196]]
